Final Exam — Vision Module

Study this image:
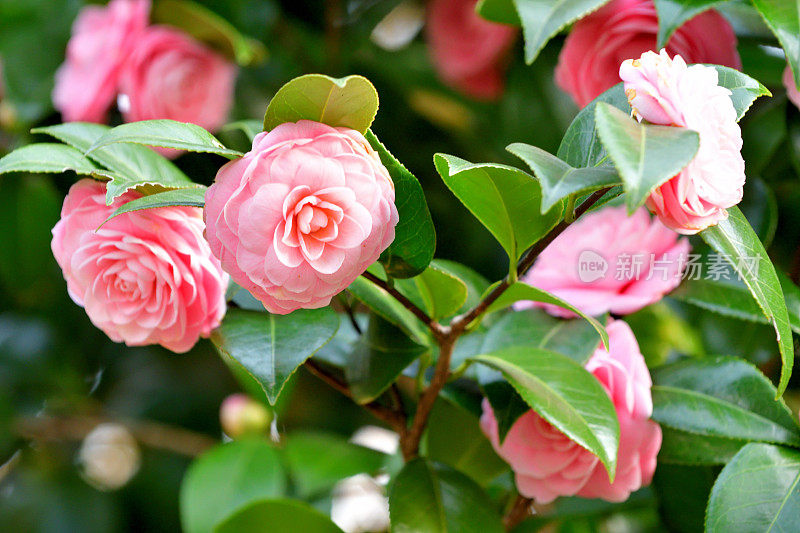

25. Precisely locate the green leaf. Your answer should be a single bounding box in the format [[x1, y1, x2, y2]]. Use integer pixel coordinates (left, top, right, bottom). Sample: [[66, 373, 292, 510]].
[[102, 187, 207, 225], [347, 272, 430, 344], [263, 74, 379, 134], [210, 308, 339, 404], [482, 281, 608, 350], [425, 398, 509, 485], [512, 0, 611, 65], [671, 271, 800, 335], [152, 0, 266, 66], [652, 357, 800, 446], [481, 308, 604, 365], [434, 154, 563, 268], [594, 102, 700, 213], [222, 120, 265, 142], [507, 143, 620, 212], [432, 260, 490, 314], [395, 264, 468, 320], [706, 443, 800, 533], [653, 0, 727, 48], [654, 464, 718, 532], [751, 0, 800, 90], [86, 120, 242, 159], [32, 123, 195, 203], [700, 206, 794, 396], [345, 316, 427, 404], [180, 439, 286, 533], [482, 381, 533, 443], [475, 0, 520, 25], [389, 459, 504, 533], [712, 65, 772, 122], [0, 143, 99, 176], [214, 499, 343, 533], [283, 431, 386, 499], [558, 83, 629, 167], [366, 129, 436, 278], [471, 347, 619, 479], [658, 426, 746, 465]]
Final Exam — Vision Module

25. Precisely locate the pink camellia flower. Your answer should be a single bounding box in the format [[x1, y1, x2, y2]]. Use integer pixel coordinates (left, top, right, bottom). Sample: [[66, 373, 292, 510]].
[[204, 120, 398, 314], [620, 50, 745, 234], [783, 65, 800, 110], [481, 320, 661, 503], [426, 0, 516, 100], [53, 0, 150, 123], [516, 206, 689, 317], [555, 0, 740, 108], [118, 26, 237, 157], [51, 179, 228, 353]]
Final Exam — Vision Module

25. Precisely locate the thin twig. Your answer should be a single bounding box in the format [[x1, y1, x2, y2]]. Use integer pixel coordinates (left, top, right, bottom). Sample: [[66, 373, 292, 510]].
[[503, 495, 533, 530], [14, 415, 217, 457], [304, 359, 407, 434], [361, 271, 445, 338]]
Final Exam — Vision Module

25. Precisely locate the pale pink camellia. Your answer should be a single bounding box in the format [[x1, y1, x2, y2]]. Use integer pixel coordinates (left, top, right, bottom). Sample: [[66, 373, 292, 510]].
[[481, 320, 661, 503], [783, 65, 800, 111], [118, 26, 237, 158], [51, 179, 228, 353], [516, 206, 689, 318], [204, 120, 398, 314], [620, 50, 745, 234], [555, 0, 740, 108], [426, 0, 517, 100], [53, 0, 150, 123]]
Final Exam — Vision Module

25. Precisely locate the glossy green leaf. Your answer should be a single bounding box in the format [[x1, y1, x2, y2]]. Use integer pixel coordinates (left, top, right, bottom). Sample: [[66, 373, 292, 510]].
[[103, 187, 207, 225], [483, 281, 608, 349], [751, 0, 800, 90], [425, 398, 509, 485], [0, 143, 99, 176], [215, 499, 343, 533], [345, 315, 427, 404], [700, 207, 794, 396], [434, 154, 563, 267], [347, 273, 430, 344], [366, 129, 436, 278], [32, 123, 194, 203], [654, 0, 727, 47], [475, 0, 520, 25], [432, 260, 490, 314], [595, 102, 700, 212], [152, 0, 266, 66], [263, 74, 379, 134], [211, 308, 339, 404], [671, 271, 800, 334], [221, 120, 263, 142], [712, 65, 772, 121], [481, 308, 604, 365], [558, 83, 628, 167], [396, 264, 468, 320], [652, 357, 800, 446], [86, 120, 242, 159], [706, 443, 800, 533], [471, 347, 619, 478], [512, 0, 611, 65], [180, 439, 286, 533], [389, 459, 504, 533], [658, 426, 746, 465], [507, 143, 620, 212], [283, 431, 386, 498]]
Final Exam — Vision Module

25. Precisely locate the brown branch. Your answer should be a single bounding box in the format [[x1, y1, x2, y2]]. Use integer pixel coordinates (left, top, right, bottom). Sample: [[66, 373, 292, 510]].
[[451, 187, 612, 333], [503, 495, 533, 530], [361, 271, 445, 338], [14, 415, 217, 457], [304, 359, 407, 435]]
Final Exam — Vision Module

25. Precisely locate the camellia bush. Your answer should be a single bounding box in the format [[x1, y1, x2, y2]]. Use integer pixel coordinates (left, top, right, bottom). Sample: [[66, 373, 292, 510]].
[[4, 0, 800, 531]]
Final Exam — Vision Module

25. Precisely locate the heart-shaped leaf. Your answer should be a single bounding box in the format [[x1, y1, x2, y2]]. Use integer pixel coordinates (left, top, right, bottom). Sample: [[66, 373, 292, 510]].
[[263, 74, 379, 134], [595, 102, 700, 212], [211, 307, 339, 404]]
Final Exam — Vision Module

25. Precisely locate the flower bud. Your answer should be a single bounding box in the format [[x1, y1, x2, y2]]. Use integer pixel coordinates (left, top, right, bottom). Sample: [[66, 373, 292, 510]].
[[219, 394, 273, 439]]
